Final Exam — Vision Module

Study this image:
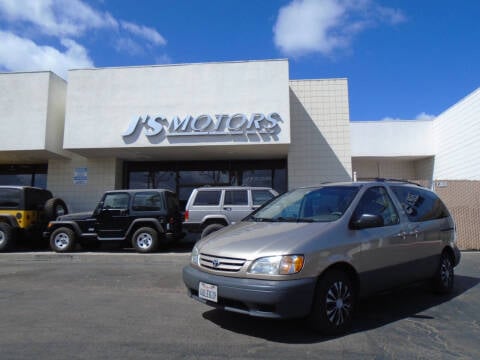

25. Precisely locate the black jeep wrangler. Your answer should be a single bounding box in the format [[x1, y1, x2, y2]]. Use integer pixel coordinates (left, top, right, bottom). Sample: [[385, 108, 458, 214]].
[[44, 189, 184, 253], [0, 186, 68, 251]]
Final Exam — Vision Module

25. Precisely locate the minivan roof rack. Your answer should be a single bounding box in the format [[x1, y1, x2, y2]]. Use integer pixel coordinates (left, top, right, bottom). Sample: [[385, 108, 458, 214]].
[[373, 178, 422, 186]]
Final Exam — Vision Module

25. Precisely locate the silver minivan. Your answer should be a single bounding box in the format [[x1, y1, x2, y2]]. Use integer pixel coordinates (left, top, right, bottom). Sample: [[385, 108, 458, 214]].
[[183, 186, 278, 238], [183, 180, 461, 335]]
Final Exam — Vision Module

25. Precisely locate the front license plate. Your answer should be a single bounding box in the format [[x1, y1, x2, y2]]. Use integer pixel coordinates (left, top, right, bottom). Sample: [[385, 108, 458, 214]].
[[198, 282, 218, 303]]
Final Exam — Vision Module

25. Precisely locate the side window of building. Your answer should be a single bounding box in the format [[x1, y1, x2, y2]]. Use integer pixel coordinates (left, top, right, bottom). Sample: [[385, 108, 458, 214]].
[[391, 186, 449, 222], [193, 191, 221, 206], [103, 193, 130, 209], [252, 190, 275, 206], [133, 192, 164, 211], [224, 190, 248, 206], [354, 187, 400, 227]]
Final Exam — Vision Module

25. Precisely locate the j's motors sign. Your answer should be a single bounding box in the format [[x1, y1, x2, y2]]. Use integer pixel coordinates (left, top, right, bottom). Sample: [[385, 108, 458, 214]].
[[122, 112, 283, 141]]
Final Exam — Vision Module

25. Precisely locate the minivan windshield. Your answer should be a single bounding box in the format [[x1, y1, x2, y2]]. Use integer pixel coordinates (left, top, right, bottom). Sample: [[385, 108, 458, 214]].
[[248, 186, 359, 223]]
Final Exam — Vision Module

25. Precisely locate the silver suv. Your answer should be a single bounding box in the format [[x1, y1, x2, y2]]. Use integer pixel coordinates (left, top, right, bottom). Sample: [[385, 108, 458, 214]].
[[183, 186, 278, 238], [183, 180, 461, 335]]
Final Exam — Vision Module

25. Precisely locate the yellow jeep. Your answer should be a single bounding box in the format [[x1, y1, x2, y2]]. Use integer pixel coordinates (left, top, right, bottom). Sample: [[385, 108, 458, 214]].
[[0, 186, 68, 251]]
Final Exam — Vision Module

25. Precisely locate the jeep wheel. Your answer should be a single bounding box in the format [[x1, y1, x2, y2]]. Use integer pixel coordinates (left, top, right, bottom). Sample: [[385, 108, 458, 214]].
[[132, 227, 158, 253], [308, 270, 356, 335], [0, 223, 14, 251], [50, 227, 76, 253], [432, 251, 454, 294], [44, 198, 68, 221], [201, 223, 225, 239]]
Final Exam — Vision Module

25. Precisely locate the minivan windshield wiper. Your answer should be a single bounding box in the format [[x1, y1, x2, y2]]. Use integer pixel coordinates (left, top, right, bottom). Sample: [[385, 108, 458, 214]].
[[250, 217, 274, 222], [296, 218, 315, 223]]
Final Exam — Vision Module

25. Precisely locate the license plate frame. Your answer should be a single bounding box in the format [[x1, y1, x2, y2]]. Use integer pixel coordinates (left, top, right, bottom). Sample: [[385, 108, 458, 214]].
[[198, 282, 218, 303]]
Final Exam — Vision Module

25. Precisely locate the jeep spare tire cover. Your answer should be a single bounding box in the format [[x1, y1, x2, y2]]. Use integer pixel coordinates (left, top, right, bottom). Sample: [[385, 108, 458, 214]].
[[44, 198, 68, 220]]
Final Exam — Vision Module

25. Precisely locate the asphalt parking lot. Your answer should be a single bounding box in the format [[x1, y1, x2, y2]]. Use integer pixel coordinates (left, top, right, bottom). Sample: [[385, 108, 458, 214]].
[[0, 247, 479, 360]]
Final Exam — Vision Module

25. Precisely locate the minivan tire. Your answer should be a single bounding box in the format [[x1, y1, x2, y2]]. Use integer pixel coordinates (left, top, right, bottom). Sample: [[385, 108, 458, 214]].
[[432, 251, 454, 294], [132, 227, 158, 253], [201, 223, 225, 238], [50, 227, 76, 252], [308, 270, 356, 335], [0, 222, 14, 251]]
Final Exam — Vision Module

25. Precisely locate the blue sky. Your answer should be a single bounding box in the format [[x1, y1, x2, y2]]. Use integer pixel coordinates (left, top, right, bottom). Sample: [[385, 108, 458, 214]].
[[0, 0, 478, 121]]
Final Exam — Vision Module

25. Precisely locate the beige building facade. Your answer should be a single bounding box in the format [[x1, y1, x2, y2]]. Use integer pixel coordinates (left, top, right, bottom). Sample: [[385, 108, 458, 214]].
[[0, 60, 478, 248]]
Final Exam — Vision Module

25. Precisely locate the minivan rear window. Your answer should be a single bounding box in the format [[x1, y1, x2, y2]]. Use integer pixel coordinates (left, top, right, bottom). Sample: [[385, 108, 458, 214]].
[[391, 186, 449, 222], [193, 191, 221, 206]]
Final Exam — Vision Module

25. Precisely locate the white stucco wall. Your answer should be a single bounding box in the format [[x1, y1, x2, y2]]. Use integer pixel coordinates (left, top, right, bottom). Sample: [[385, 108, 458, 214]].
[[0, 71, 67, 162], [350, 120, 435, 157], [48, 156, 121, 212], [433, 88, 480, 180], [64, 60, 290, 160], [45, 73, 67, 155], [288, 79, 352, 188]]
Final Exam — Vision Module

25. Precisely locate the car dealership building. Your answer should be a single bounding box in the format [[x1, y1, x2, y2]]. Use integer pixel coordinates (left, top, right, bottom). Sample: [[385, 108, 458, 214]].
[[0, 59, 479, 249]]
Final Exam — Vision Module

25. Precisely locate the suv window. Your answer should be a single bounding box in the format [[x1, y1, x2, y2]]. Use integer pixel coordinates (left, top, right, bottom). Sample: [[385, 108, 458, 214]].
[[224, 190, 248, 206], [132, 192, 164, 211], [252, 190, 275, 206], [103, 193, 129, 209], [354, 187, 399, 226], [391, 186, 449, 222], [0, 188, 21, 208], [193, 191, 221, 206]]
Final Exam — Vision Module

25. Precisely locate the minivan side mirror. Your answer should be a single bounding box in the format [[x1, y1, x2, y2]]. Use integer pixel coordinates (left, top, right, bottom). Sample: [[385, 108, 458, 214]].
[[350, 213, 384, 230]]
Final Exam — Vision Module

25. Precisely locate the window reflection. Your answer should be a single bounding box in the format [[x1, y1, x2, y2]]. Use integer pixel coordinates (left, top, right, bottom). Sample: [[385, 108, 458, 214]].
[[125, 160, 287, 210], [0, 165, 47, 189]]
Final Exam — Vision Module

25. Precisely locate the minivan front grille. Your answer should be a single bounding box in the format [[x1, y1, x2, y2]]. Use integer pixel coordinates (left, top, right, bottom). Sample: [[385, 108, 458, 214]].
[[200, 253, 246, 272]]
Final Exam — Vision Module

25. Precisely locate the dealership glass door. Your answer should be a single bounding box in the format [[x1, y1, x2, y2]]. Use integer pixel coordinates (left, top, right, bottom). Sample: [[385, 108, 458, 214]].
[[125, 159, 287, 209]]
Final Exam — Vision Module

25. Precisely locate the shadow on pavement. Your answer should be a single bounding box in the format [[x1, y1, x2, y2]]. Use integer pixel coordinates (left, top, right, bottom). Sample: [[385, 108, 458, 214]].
[[202, 274, 480, 344]]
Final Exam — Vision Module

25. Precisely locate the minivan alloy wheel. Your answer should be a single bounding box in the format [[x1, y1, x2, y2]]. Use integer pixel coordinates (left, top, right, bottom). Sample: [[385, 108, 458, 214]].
[[440, 256, 453, 288], [325, 280, 353, 326], [308, 270, 356, 335]]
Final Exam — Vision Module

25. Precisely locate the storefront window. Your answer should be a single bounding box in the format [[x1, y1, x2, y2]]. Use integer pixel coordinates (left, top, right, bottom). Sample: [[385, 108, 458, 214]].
[[178, 170, 229, 186], [129, 171, 176, 191], [124, 159, 287, 210], [0, 165, 47, 189]]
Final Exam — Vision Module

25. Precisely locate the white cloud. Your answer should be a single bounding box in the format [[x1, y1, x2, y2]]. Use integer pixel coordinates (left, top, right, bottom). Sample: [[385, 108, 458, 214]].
[[0, 0, 118, 37], [380, 112, 436, 121], [0, 30, 93, 79], [273, 0, 406, 57], [415, 112, 436, 121], [121, 21, 166, 46], [0, 0, 168, 77]]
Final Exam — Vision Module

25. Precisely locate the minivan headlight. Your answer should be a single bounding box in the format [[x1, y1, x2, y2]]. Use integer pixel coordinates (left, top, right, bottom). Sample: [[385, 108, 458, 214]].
[[248, 255, 304, 275], [191, 245, 200, 266]]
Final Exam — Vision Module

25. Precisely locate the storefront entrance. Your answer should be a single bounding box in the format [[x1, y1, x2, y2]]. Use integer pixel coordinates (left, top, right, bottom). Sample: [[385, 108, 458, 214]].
[[125, 159, 287, 209]]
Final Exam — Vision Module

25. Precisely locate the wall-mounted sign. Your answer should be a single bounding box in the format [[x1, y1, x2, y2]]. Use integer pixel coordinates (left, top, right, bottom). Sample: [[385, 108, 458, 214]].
[[73, 167, 88, 185], [122, 112, 283, 142]]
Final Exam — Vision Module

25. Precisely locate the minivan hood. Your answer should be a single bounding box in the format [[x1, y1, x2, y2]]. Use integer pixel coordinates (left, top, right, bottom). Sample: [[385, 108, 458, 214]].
[[197, 221, 335, 260]]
